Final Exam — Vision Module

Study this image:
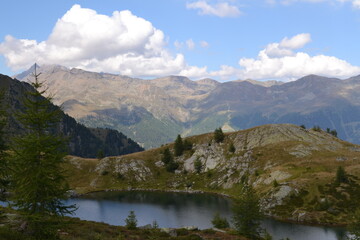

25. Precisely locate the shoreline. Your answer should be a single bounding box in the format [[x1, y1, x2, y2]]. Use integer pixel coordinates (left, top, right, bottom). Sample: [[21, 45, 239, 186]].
[[71, 187, 348, 228]]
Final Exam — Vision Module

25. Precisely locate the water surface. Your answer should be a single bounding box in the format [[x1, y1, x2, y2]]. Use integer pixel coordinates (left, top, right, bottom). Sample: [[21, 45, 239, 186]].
[[64, 191, 347, 240]]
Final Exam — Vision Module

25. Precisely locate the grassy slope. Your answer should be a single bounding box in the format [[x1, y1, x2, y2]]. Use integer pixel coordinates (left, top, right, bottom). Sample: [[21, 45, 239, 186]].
[[64, 124, 360, 225]]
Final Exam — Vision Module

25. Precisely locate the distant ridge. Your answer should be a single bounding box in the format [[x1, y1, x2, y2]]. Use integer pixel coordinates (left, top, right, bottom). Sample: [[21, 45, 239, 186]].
[[14, 64, 360, 149]]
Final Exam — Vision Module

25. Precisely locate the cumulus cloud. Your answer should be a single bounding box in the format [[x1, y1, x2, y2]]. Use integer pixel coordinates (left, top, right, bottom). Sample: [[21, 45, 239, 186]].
[[353, 0, 360, 8], [236, 33, 360, 80], [0, 4, 203, 78], [186, 1, 241, 17]]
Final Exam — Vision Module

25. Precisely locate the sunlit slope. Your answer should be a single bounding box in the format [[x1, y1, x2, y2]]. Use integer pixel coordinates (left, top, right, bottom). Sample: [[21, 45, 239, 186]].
[[65, 124, 360, 225]]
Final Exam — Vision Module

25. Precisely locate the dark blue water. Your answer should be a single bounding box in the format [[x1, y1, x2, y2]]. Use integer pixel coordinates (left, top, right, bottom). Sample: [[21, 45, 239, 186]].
[[63, 191, 347, 240]]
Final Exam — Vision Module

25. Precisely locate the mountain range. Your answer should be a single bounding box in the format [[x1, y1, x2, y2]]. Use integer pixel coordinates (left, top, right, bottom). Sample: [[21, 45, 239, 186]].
[[15, 64, 360, 149], [0, 73, 143, 158]]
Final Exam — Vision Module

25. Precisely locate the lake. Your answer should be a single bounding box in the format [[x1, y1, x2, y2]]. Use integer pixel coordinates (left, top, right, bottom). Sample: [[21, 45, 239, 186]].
[[64, 190, 347, 240]]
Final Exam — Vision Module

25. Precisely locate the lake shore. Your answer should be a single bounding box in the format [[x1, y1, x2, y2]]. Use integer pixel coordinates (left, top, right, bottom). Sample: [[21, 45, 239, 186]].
[[72, 187, 348, 228]]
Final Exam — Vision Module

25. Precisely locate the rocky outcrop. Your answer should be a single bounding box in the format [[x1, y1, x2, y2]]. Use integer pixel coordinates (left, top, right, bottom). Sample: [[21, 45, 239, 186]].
[[96, 157, 152, 182]]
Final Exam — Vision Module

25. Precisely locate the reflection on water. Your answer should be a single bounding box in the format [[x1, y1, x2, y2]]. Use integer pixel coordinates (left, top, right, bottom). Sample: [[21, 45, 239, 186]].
[[64, 191, 347, 240]]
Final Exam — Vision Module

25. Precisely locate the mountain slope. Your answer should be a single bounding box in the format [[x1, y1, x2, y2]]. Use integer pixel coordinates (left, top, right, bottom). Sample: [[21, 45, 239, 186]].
[[14, 65, 360, 148], [0, 73, 143, 158], [65, 124, 360, 225]]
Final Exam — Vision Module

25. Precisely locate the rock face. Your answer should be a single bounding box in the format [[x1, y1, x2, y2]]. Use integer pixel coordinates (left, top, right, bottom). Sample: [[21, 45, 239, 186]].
[[0, 74, 143, 158], [96, 157, 152, 182], [15, 65, 360, 148]]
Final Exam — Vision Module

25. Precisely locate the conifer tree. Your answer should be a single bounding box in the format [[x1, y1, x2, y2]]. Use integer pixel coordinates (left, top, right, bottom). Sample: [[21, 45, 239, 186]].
[[0, 91, 8, 192], [214, 127, 225, 143], [232, 182, 263, 239], [125, 211, 138, 229], [10, 66, 75, 238], [228, 142, 236, 153], [162, 147, 172, 164], [174, 134, 184, 156], [335, 166, 348, 184]]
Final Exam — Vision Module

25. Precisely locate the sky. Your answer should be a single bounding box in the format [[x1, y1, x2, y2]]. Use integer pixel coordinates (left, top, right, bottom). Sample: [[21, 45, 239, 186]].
[[0, 0, 360, 82]]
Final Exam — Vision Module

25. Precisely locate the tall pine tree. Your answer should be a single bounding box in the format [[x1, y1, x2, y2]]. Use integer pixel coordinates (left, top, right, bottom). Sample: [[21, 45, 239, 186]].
[[174, 134, 184, 156], [10, 65, 75, 238], [232, 182, 264, 239], [0, 91, 8, 193]]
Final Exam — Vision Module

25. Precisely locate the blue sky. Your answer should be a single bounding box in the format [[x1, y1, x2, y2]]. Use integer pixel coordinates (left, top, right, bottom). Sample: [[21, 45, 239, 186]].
[[0, 0, 360, 81]]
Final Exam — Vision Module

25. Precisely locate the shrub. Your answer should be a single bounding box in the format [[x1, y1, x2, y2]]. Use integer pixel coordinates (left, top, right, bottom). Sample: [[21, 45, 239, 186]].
[[273, 179, 279, 188], [335, 166, 348, 184], [152, 220, 159, 229], [194, 157, 203, 173], [228, 142, 236, 153], [183, 140, 193, 151], [166, 160, 179, 173], [211, 213, 230, 229], [312, 125, 321, 132]]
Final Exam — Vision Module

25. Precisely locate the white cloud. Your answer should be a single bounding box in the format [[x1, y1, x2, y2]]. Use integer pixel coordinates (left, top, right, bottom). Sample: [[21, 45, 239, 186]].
[[353, 0, 360, 8], [279, 33, 311, 49], [237, 33, 360, 80], [186, 1, 241, 17], [0, 4, 204, 78], [200, 40, 209, 48], [186, 39, 195, 50], [174, 40, 183, 49], [263, 33, 310, 58], [270, 0, 360, 9]]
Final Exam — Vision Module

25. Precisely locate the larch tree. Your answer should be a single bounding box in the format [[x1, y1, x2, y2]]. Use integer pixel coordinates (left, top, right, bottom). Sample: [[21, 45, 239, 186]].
[[10, 65, 75, 238], [0, 91, 9, 193], [232, 182, 264, 239]]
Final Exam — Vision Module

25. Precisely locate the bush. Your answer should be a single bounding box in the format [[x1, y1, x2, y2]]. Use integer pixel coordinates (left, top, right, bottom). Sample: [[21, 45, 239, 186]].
[[211, 213, 230, 229], [194, 157, 203, 174], [273, 179, 279, 188], [152, 220, 159, 229], [228, 142, 236, 153], [348, 208, 360, 239], [183, 140, 193, 151], [330, 129, 338, 138], [166, 160, 179, 173], [125, 211, 137, 229], [312, 125, 321, 132], [335, 166, 348, 184]]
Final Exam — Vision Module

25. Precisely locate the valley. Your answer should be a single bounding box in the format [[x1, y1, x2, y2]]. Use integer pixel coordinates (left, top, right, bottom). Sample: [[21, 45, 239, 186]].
[[15, 65, 360, 149]]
